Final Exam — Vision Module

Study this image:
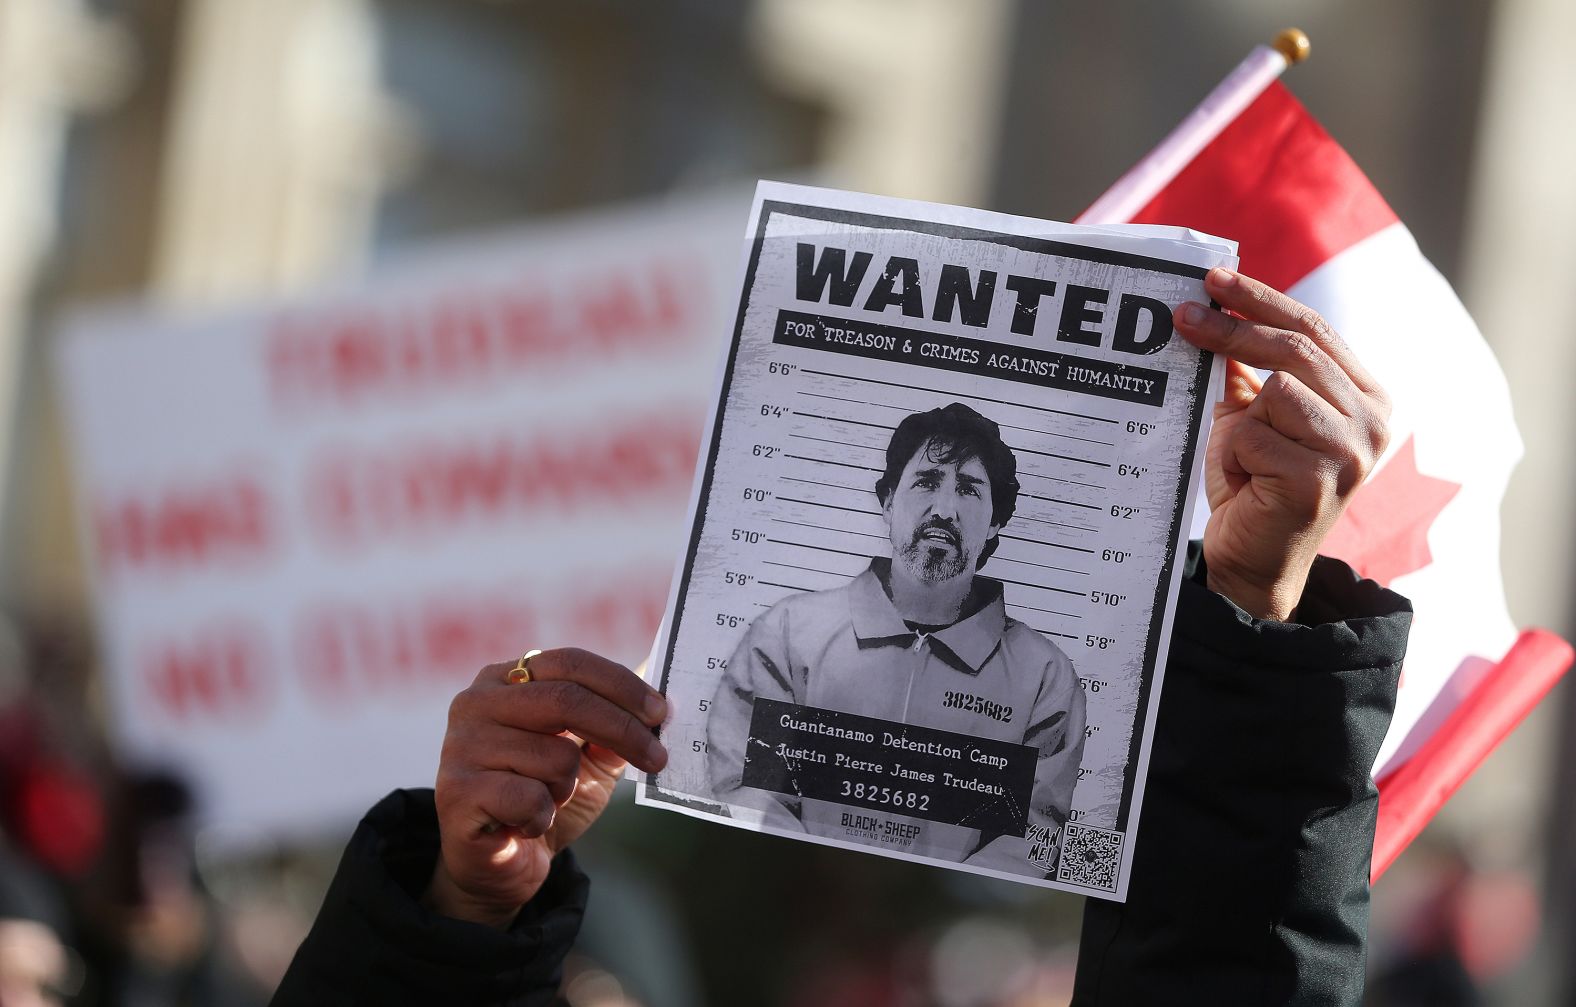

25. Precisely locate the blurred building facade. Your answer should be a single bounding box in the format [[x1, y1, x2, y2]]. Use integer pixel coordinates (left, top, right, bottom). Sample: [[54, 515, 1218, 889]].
[[2, 0, 1573, 1003]]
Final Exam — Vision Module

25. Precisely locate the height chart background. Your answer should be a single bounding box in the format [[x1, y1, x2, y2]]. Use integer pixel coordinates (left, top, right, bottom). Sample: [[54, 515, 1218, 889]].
[[638, 183, 1233, 899]]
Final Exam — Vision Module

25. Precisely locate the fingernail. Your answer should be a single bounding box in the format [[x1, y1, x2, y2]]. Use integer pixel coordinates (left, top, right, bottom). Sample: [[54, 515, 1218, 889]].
[[1181, 303, 1206, 326], [644, 692, 667, 724], [1209, 267, 1237, 287], [646, 737, 668, 770]]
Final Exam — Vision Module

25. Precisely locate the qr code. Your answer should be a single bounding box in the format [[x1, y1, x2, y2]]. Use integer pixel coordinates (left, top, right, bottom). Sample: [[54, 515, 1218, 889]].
[[1056, 822, 1123, 892]]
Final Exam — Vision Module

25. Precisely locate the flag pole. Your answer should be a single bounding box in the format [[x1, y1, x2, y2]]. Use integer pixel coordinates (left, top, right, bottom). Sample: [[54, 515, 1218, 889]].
[[1076, 29, 1310, 225]]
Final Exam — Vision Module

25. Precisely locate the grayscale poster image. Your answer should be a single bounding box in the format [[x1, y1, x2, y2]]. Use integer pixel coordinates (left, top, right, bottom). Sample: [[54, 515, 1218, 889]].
[[638, 182, 1235, 900]]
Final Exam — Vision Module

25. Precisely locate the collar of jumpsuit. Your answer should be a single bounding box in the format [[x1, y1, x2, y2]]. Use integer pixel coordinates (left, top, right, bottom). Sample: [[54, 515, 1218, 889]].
[[850, 558, 1009, 677]]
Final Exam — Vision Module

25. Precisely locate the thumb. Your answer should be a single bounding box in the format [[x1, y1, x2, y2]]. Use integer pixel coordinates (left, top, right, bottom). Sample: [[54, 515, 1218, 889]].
[[1220, 358, 1262, 412], [580, 742, 629, 784]]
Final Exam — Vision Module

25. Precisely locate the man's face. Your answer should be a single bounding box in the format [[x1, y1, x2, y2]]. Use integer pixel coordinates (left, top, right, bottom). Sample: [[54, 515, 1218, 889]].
[[883, 439, 999, 584]]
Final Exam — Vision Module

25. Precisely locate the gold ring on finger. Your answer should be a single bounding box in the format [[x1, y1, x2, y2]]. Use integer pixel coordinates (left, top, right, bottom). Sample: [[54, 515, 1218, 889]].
[[508, 649, 543, 685]]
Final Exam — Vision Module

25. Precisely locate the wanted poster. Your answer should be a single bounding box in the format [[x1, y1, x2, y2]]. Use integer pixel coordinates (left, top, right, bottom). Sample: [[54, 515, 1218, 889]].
[[636, 182, 1235, 899]]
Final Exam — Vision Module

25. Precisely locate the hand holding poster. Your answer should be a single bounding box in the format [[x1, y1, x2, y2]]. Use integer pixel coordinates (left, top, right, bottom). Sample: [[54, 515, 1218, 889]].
[[638, 183, 1236, 899]]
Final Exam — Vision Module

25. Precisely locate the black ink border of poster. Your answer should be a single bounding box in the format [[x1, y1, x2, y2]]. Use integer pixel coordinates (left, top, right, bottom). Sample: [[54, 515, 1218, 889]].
[[648, 198, 1215, 837]]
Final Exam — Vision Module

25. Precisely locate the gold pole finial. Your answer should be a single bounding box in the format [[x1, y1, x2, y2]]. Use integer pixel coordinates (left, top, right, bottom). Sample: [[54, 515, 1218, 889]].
[[1272, 28, 1311, 65]]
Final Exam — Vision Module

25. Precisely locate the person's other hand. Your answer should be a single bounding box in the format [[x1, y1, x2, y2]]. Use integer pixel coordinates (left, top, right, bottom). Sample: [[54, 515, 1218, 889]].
[[424, 649, 668, 928], [1174, 268, 1392, 621]]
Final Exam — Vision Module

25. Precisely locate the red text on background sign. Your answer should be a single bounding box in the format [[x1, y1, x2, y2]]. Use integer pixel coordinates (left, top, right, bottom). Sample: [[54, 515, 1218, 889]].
[[135, 576, 669, 723], [293, 576, 667, 708], [141, 620, 272, 722], [264, 259, 700, 410], [304, 412, 702, 549], [90, 412, 700, 575], [94, 472, 274, 577]]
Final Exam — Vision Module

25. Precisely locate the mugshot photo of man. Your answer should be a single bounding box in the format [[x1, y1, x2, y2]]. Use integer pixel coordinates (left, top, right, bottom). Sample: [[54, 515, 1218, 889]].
[[706, 401, 1086, 874]]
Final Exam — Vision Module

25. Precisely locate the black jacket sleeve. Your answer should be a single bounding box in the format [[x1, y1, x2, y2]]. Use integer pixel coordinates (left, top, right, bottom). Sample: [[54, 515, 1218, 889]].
[[272, 788, 587, 1006], [1072, 545, 1412, 1007]]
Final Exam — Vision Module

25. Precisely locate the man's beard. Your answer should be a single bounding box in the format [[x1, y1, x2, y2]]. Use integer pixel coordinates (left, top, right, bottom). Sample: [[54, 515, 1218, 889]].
[[897, 518, 971, 583]]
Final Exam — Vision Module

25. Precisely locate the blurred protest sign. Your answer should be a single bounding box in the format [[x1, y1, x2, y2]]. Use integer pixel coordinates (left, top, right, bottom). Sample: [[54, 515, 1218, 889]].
[[54, 192, 741, 842]]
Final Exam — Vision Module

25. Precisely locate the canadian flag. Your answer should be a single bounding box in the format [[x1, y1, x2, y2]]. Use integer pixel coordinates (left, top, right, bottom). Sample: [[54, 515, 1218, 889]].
[[1079, 46, 1573, 878]]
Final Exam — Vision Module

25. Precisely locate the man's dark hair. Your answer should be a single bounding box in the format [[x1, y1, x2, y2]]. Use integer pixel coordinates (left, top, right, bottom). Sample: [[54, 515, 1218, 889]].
[[874, 402, 1019, 567]]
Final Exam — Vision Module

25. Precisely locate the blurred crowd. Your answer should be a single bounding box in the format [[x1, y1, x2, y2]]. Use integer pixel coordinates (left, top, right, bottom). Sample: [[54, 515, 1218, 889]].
[[0, 608, 283, 1005]]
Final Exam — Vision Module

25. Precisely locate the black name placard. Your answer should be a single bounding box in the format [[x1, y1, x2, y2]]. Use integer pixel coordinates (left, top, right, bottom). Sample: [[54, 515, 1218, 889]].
[[741, 699, 1037, 835]]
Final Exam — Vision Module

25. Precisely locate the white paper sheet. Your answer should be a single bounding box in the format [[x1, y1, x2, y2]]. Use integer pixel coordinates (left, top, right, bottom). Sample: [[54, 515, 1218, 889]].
[[637, 182, 1235, 900]]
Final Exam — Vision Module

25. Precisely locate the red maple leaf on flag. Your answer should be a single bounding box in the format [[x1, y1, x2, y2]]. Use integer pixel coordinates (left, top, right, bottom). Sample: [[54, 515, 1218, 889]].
[[1319, 435, 1461, 588]]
